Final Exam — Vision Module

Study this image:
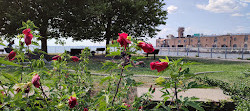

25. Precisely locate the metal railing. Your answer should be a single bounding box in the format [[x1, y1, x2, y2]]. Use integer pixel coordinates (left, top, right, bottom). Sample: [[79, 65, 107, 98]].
[[157, 47, 250, 60]]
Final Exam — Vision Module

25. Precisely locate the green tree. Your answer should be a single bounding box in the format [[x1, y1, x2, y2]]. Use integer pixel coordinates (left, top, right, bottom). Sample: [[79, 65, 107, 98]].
[[72, 0, 167, 47], [0, 0, 167, 52], [0, 0, 99, 52]]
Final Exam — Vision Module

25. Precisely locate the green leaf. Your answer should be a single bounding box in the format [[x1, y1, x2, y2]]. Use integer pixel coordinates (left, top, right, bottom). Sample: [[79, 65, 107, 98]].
[[124, 64, 133, 70], [105, 50, 121, 57], [159, 56, 169, 62], [0, 43, 5, 46], [100, 76, 113, 85], [186, 101, 204, 111], [0, 58, 22, 67], [1, 73, 18, 83]]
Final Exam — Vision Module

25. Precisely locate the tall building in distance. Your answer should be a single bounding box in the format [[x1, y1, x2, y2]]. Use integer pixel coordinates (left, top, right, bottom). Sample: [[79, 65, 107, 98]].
[[156, 27, 250, 49], [178, 27, 185, 38]]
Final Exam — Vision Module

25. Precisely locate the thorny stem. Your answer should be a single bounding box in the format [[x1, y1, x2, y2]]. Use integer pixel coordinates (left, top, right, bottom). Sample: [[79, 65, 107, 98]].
[[111, 56, 127, 106], [39, 81, 48, 105], [174, 81, 179, 111]]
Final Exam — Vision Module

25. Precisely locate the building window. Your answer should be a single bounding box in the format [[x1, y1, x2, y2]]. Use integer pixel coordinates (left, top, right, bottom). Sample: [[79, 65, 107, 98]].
[[233, 44, 237, 49], [212, 44, 217, 47], [223, 38, 226, 41], [178, 40, 181, 43], [214, 37, 217, 42], [184, 40, 187, 43], [244, 44, 247, 48], [191, 40, 193, 42], [244, 35, 248, 42], [234, 37, 237, 41], [221, 44, 227, 47]]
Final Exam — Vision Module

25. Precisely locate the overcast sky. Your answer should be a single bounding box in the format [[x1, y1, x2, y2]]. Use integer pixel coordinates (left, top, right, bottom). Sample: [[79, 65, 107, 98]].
[[3, 0, 250, 47]]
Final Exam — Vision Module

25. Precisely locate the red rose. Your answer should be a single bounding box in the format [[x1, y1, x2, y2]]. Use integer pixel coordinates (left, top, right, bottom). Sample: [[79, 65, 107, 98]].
[[52, 55, 61, 61], [22, 29, 33, 46], [117, 33, 131, 50], [32, 74, 40, 88], [84, 108, 88, 111], [71, 56, 79, 62], [124, 103, 131, 108], [68, 96, 78, 108], [1, 91, 4, 96], [139, 106, 143, 110], [112, 40, 114, 44], [8, 51, 16, 61], [137, 42, 155, 53], [150, 61, 168, 72]]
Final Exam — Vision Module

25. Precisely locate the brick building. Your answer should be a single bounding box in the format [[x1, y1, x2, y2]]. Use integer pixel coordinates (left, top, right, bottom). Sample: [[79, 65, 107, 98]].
[[156, 34, 250, 49]]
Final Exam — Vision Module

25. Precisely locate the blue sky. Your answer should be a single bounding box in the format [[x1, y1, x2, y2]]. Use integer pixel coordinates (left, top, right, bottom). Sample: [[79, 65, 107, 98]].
[[3, 0, 250, 47], [57, 0, 249, 46]]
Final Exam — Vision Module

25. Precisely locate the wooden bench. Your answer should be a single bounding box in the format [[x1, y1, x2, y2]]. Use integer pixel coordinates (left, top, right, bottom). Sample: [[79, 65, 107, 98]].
[[4, 48, 12, 53], [145, 49, 159, 60], [96, 48, 105, 54], [70, 49, 83, 56]]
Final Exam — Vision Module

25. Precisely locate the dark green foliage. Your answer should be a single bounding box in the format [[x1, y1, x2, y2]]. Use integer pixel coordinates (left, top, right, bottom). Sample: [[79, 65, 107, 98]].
[[0, 0, 167, 52]]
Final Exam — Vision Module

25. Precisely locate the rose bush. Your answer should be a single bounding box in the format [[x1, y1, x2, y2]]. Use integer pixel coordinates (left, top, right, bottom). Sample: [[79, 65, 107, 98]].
[[0, 21, 206, 111]]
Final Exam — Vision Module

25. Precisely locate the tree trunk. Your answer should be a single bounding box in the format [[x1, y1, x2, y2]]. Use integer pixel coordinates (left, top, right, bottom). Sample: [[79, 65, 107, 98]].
[[105, 16, 112, 54], [40, 26, 48, 53]]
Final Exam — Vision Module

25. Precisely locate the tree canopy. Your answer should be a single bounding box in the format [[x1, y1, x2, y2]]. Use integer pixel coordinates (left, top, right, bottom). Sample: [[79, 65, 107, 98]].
[[0, 0, 167, 52]]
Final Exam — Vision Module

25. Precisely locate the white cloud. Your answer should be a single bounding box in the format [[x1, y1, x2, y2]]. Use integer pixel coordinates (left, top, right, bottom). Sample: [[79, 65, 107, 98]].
[[167, 5, 178, 14], [231, 13, 244, 16], [240, 0, 250, 3], [246, 13, 250, 16], [235, 26, 250, 32], [196, 0, 248, 13]]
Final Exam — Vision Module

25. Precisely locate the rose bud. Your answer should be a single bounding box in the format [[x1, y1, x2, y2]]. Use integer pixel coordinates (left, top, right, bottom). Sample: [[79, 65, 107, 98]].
[[15, 87, 22, 93], [32, 74, 40, 88], [22, 29, 33, 46], [68, 96, 78, 108], [84, 108, 88, 111], [124, 103, 131, 108], [52, 55, 61, 61], [71, 56, 79, 62], [139, 106, 143, 110], [8, 51, 16, 61]]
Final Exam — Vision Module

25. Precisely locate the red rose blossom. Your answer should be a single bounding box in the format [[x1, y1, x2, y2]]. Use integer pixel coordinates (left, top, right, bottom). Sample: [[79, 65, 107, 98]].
[[52, 55, 61, 61], [84, 108, 88, 111], [117, 33, 131, 50], [137, 42, 155, 53], [150, 61, 168, 72], [139, 106, 143, 110], [71, 56, 79, 62], [22, 29, 33, 46], [68, 96, 78, 108], [32, 74, 40, 88], [8, 51, 16, 61], [124, 103, 131, 108]]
